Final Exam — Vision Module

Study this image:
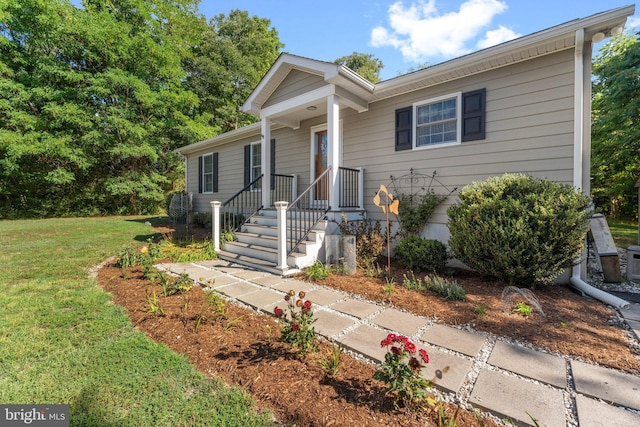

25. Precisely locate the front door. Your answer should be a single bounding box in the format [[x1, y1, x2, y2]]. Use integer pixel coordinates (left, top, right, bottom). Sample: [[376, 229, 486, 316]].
[[313, 129, 328, 202]]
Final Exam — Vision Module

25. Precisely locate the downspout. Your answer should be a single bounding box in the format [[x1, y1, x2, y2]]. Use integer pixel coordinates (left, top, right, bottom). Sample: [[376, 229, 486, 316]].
[[569, 28, 629, 309]]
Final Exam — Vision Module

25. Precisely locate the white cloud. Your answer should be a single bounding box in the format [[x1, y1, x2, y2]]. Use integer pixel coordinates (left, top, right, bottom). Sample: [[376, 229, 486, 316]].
[[477, 25, 520, 49], [626, 15, 640, 30], [371, 0, 516, 62]]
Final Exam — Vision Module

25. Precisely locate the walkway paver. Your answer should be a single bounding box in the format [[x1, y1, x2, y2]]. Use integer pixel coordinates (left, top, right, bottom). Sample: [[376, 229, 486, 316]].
[[488, 340, 567, 388], [371, 308, 428, 337], [420, 324, 486, 357], [571, 359, 640, 411], [469, 368, 566, 426], [331, 298, 381, 319], [162, 260, 640, 427], [575, 394, 640, 427]]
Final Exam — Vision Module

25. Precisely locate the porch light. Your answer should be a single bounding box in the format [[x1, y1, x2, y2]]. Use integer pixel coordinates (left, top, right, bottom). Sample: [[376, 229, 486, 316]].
[[592, 32, 605, 43], [306, 105, 317, 111]]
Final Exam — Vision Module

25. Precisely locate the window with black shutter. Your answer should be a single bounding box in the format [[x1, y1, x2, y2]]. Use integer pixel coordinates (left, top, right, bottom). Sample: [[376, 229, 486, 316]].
[[462, 88, 486, 142]]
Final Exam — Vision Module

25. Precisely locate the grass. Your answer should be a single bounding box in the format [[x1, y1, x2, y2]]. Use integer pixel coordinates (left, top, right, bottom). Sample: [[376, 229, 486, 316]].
[[607, 217, 638, 248], [0, 217, 274, 426]]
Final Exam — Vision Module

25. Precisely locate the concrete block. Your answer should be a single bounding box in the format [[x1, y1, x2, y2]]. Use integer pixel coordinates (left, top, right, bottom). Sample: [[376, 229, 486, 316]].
[[338, 325, 388, 363], [575, 394, 640, 427], [331, 299, 381, 319], [469, 369, 565, 426], [572, 360, 640, 411], [419, 344, 473, 394], [304, 288, 345, 306], [269, 279, 315, 293], [238, 288, 285, 311], [420, 324, 486, 357], [488, 341, 566, 388], [216, 281, 261, 298], [313, 310, 357, 338], [371, 308, 428, 337]]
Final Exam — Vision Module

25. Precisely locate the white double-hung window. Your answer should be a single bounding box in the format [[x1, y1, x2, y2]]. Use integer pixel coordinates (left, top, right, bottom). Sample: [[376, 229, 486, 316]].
[[414, 93, 461, 148], [201, 153, 214, 193]]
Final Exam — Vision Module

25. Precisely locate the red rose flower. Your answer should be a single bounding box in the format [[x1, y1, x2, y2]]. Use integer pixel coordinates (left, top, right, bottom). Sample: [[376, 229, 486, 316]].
[[274, 307, 284, 318], [408, 356, 421, 371], [419, 348, 429, 364], [291, 323, 300, 331], [390, 346, 402, 356], [284, 294, 290, 302]]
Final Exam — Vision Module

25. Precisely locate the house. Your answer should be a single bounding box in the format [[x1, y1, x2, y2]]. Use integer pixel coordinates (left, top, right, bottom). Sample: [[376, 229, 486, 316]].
[[176, 5, 635, 275]]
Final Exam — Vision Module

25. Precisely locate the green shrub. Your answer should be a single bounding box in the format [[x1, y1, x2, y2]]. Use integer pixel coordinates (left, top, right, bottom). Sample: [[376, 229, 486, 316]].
[[402, 272, 466, 301], [192, 211, 212, 229], [337, 213, 386, 268], [394, 236, 448, 273], [304, 261, 331, 281], [447, 173, 591, 287]]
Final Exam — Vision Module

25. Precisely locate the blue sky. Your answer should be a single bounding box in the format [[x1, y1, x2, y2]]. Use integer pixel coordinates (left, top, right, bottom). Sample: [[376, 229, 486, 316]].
[[200, 0, 639, 80]]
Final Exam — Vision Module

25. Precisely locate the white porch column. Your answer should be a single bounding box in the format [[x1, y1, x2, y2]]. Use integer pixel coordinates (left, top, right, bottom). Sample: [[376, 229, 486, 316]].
[[261, 117, 272, 207], [210, 201, 221, 252], [275, 201, 288, 269], [327, 94, 340, 210]]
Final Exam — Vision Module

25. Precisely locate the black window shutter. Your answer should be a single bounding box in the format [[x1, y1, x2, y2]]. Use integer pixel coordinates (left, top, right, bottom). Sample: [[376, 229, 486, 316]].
[[395, 106, 412, 151], [212, 152, 219, 193], [462, 88, 486, 142], [197, 156, 203, 193], [270, 139, 276, 190], [244, 144, 251, 186]]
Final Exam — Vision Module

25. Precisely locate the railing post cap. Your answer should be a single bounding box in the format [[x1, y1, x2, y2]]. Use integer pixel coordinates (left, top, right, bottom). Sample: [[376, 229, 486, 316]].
[[275, 201, 289, 208], [210, 201, 221, 207]]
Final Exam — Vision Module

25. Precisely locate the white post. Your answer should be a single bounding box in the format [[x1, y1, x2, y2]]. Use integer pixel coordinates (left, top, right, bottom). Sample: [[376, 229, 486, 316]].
[[327, 94, 340, 210], [261, 118, 272, 207], [275, 201, 288, 269], [211, 201, 221, 252], [357, 167, 365, 210]]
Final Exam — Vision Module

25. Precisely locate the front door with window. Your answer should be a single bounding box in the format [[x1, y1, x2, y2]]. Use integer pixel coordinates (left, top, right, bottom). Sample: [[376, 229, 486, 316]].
[[313, 129, 328, 202]]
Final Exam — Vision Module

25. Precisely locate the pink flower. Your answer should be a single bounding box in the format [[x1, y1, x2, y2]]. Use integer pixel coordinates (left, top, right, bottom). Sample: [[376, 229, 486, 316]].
[[381, 333, 396, 347], [284, 294, 290, 302], [419, 348, 429, 364], [274, 307, 284, 318], [403, 340, 417, 354]]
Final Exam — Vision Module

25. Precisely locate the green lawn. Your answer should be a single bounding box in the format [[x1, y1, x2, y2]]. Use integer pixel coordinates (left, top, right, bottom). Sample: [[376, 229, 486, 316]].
[[0, 217, 273, 426], [607, 217, 639, 248]]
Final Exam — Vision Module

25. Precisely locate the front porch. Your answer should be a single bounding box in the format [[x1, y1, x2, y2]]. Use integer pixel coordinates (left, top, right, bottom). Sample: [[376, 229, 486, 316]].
[[210, 166, 365, 275]]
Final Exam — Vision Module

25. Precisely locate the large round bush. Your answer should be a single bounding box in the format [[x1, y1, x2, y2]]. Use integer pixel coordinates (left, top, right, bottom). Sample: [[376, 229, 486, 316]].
[[394, 235, 448, 273], [447, 173, 591, 287]]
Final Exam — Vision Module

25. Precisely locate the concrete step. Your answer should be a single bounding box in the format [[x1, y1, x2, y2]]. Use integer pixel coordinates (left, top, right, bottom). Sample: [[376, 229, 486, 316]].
[[217, 250, 300, 276]]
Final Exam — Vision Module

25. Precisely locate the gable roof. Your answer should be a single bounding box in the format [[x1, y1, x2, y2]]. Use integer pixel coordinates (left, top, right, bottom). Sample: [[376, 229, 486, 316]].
[[242, 4, 634, 111]]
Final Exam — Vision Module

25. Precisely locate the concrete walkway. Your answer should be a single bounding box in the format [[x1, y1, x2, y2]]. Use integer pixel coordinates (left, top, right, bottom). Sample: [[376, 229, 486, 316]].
[[157, 259, 640, 427]]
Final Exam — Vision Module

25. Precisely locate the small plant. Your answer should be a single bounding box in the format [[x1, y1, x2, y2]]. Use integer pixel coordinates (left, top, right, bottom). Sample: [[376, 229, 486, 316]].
[[146, 291, 165, 316], [116, 243, 141, 268], [337, 213, 387, 269], [225, 316, 244, 330], [401, 272, 466, 301], [365, 262, 384, 278], [317, 340, 343, 376], [437, 401, 460, 427], [383, 277, 396, 295], [274, 290, 318, 358], [512, 302, 533, 317], [374, 333, 433, 409], [474, 304, 487, 316], [304, 261, 331, 281]]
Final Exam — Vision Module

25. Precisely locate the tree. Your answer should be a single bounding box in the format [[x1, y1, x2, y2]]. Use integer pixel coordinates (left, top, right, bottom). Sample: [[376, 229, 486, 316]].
[[0, 1, 282, 217], [334, 52, 383, 83], [591, 31, 640, 219], [184, 10, 283, 132]]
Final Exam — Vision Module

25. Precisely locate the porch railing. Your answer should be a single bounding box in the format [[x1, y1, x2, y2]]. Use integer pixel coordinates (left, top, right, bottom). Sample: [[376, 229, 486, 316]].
[[271, 173, 297, 203], [286, 167, 331, 255], [338, 166, 363, 208], [221, 174, 264, 232]]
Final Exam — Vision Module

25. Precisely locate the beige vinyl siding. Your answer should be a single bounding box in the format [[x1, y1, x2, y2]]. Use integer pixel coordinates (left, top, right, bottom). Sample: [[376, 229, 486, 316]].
[[341, 49, 576, 226], [263, 70, 326, 108]]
